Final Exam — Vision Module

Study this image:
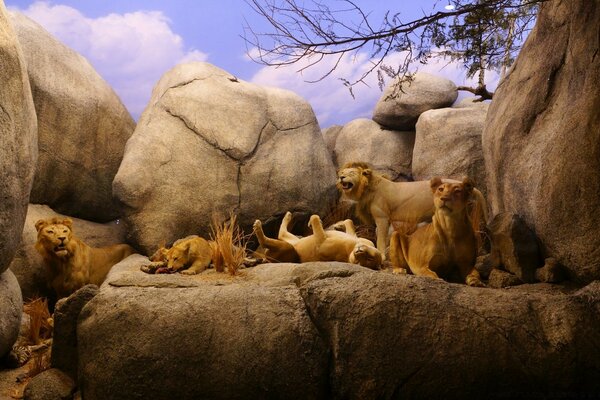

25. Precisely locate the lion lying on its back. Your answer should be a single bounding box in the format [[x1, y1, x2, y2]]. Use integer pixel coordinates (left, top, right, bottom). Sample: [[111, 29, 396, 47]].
[[337, 161, 488, 257], [253, 212, 383, 270], [35, 217, 135, 299]]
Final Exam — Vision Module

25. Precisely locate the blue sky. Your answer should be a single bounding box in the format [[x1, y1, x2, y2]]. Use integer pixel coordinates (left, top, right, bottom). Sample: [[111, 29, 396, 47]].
[[5, 0, 496, 127]]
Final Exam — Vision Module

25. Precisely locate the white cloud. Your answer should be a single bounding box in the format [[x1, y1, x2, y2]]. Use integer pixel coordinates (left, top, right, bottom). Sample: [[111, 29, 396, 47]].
[[13, 1, 208, 119], [250, 49, 500, 128]]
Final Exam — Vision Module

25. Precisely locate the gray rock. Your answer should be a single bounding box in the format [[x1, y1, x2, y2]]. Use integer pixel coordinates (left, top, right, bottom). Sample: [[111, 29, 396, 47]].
[[51, 285, 98, 381], [0, 270, 23, 359], [482, 0, 600, 284], [0, 4, 37, 275], [10, 11, 135, 222], [23, 368, 75, 400], [77, 257, 600, 399], [488, 213, 541, 283], [487, 268, 523, 288], [333, 118, 414, 180], [9, 204, 129, 301], [372, 72, 457, 130], [413, 107, 488, 194], [322, 124, 343, 165], [453, 97, 491, 109], [113, 62, 337, 254]]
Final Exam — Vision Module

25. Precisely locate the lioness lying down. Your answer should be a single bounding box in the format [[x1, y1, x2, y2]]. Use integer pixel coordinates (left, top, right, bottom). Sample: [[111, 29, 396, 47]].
[[253, 212, 383, 270], [389, 177, 484, 287], [337, 161, 488, 257], [35, 217, 135, 299]]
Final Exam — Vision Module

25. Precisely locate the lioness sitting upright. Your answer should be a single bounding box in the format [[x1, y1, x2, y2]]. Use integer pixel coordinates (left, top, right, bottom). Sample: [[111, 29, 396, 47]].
[[388, 177, 485, 287], [35, 217, 135, 299], [337, 161, 488, 257]]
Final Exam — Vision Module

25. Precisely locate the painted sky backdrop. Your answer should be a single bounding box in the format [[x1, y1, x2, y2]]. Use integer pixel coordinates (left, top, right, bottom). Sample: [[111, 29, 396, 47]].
[[5, 0, 499, 127]]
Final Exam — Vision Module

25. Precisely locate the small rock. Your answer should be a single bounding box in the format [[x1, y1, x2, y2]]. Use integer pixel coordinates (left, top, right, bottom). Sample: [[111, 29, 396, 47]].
[[23, 368, 75, 400], [474, 254, 495, 280], [488, 268, 524, 288], [535, 258, 567, 283]]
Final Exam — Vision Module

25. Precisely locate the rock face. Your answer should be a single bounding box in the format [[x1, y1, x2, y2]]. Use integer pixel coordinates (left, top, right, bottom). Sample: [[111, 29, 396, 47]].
[[0, 270, 23, 359], [113, 62, 337, 254], [10, 11, 135, 222], [333, 118, 414, 180], [372, 72, 457, 130], [9, 204, 130, 300], [0, 4, 37, 275], [482, 0, 600, 283], [413, 107, 487, 192], [77, 258, 600, 399]]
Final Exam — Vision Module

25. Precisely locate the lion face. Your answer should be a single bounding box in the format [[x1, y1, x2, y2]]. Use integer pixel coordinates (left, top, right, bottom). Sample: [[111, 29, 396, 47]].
[[350, 241, 383, 270], [166, 246, 188, 271], [431, 177, 474, 214], [35, 218, 74, 258], [337, 166, 371, 200]]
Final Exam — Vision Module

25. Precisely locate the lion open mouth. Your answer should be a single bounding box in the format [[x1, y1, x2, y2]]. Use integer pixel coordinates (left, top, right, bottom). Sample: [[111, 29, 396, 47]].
[[54, 244, 68, 256], [340, 180, 354, 190]]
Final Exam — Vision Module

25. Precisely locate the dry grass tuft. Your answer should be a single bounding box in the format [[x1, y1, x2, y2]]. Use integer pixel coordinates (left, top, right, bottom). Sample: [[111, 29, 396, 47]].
[[321, 200, 354, 229], [210, 212, 247, 276], [23, 298, 52, 346], [28, 349, 51, 378]]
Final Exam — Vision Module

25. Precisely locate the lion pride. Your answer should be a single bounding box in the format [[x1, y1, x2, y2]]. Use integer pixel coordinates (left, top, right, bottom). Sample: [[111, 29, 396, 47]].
[[337, 161, 488, 257], [389, 177, 484, 286], [35, 217, 135, 299]]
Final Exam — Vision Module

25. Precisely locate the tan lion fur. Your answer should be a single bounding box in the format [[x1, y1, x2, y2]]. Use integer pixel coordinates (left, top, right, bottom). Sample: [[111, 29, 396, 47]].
[[389, 177, 484, 287], [337, 161, 488, 257], [165, 235, 212, 275], [253, 212, 383, 270], [35, 217, 135, 299]]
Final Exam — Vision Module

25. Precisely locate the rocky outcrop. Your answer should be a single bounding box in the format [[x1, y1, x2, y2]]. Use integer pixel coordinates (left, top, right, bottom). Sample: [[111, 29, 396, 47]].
[[8, 204, 130, 300], [0, 270, 22, 359], [113, 62, 337, 254], [0, 4, 37, 275], [75, 258, 600, 399], [372, 72, 457, 130], [10, 11, 135, 222], [482, 0, 600, 283], [333, 118, 414, 180], [412, 107, 487, 193]]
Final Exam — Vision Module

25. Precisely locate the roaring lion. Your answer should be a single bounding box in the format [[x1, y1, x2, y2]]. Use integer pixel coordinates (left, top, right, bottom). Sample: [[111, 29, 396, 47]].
[[389, 177, 485, 287], [253, 212, 383, 270], [337, 161, 488, 257], [165, 235, 212, 275], [35, 217, 135, 299]]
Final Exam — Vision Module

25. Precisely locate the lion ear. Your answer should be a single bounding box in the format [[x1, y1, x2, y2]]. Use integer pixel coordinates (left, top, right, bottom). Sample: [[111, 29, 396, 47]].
[[59, 218, 73, 229], [35, 219, 48, 232], [462, 177, 474, 196], [361, 168, 372, 178], [430, 177, 443, 192]]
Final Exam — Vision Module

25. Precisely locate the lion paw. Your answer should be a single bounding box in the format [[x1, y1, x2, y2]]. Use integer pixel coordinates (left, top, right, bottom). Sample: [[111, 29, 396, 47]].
[[180, 269, 198, 275], [467, 277, 486, 287], [253, 219, 262, 231], [393, 268, 408, 275], [282, 211, 293, 224]]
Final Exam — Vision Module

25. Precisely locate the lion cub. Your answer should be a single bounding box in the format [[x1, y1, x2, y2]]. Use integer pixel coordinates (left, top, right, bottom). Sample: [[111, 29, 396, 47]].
[[389, 177, 484, 287], [35, 217, 135, 298], [165, 235, 212, 275]]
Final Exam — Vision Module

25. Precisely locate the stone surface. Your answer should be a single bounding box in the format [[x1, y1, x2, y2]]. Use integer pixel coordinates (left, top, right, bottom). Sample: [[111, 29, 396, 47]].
[[23, 368, 75, 400], [372, 72, 457, 130], [333, 118, 414, 180], [9, 204, 130, 301], [321, 124, 343, 165], [51, 285, 98, 381], [10, 11, 135, 222], [453, 97, 491, 110], [77, 257, 600, 399], [413, 107, 487, 193], [488, 213, 541, 283], [113, 62, 337, 254], [0, 4, 37, 275], [535, 257, 567, 284], [0, 270, 23, 359], [487, 268, 523, 288], [482, 0, 600, 283]]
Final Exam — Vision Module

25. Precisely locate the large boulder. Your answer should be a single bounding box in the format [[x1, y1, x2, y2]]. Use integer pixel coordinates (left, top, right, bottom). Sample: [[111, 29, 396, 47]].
[[10, 11, 135, 222], [0, 4, 37, 274], [413, 107, 488, 193], [0, 269, 23, 359], [113, 62, 337, 254], [372, 72, 457, 130], [77, 258, 600, 399], [482, 1, 600, 284], [333, 118, 414, 180], [8, 204, 130, 301]]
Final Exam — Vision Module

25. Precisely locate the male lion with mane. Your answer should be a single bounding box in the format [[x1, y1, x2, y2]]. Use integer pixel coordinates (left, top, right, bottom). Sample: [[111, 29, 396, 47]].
[[35, 217, 135, 299], [337, 161, 488, 257], [389, 177, 485, 286]]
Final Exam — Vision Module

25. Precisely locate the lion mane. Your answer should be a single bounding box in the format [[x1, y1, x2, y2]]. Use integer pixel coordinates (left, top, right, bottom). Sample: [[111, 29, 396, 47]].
[[35, 217, 135, 299], [337, 161, 488, 257]]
